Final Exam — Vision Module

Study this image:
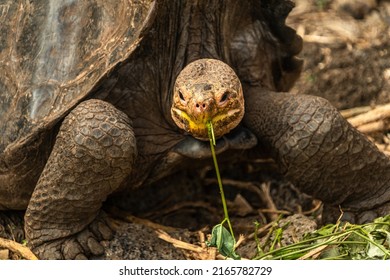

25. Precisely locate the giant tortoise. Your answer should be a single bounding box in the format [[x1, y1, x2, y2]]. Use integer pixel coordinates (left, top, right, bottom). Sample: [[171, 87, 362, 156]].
[[0, 0, 389, 259]]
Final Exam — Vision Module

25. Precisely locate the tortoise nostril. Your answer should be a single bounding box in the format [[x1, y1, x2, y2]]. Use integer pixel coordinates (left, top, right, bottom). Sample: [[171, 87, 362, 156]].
[[196, 103, 206, 109]]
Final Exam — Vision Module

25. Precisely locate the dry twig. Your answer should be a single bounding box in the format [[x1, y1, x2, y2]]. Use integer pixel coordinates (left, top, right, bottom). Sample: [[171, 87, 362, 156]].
[[156, 229, 216, 260], [348, 104, 390, 128], [0, 237, 38, 260], [298, 244, 329, 260]]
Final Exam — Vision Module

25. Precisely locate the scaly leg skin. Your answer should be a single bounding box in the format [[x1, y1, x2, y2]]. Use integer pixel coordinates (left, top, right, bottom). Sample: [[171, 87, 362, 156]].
[[244, 88, 390, 224], [25, 99, 136, 259]]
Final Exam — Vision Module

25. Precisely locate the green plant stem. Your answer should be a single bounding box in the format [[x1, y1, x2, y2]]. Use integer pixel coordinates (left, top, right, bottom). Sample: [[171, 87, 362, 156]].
[[207, 121, 235, 241], [353, 230, 390, 259], [256, 230, 354, 259]]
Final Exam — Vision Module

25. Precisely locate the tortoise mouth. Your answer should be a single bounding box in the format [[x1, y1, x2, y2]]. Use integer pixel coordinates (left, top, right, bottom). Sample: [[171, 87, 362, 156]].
[[171, 106, 244, 141]]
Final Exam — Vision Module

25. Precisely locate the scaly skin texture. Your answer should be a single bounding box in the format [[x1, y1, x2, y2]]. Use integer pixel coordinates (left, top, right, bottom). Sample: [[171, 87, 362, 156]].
[[25, 99, 136, 259], [243, 88, 390, 223]]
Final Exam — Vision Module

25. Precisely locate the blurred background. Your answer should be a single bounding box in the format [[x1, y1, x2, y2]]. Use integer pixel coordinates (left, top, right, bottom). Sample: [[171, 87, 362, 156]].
[[288, 0, 390, 109]]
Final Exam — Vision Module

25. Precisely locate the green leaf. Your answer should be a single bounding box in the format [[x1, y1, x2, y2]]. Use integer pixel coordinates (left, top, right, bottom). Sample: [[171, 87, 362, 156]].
[[316, 224, 337, 236], [320, 246, 341, 259], [206, 224, 241, 260], [367, 242, 385, 259]]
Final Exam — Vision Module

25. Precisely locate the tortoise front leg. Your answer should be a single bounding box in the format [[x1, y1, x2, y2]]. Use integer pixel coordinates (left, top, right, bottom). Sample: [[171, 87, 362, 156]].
[[243, 87, 390, 223], [25, 99, 136, 259]]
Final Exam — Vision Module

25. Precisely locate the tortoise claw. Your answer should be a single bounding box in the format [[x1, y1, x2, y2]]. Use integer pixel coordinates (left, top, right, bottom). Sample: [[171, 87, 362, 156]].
[[30, 213, 113, 260]]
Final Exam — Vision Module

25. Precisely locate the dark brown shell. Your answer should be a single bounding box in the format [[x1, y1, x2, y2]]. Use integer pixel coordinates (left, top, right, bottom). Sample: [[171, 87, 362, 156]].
[[0, 0, 156, 154]]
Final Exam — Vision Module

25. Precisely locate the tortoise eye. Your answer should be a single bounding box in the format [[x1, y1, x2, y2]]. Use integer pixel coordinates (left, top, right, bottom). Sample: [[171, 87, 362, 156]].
[[219, 91, 229, 103], [178, 91, 185, 102]]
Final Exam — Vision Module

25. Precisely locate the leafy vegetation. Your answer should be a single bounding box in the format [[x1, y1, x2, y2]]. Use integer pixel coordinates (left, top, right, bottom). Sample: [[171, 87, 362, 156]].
[[255, 215, 390, 260]]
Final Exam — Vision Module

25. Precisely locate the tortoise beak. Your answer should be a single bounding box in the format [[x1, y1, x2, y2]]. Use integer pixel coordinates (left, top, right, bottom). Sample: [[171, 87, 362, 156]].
[[171, 107, 211, 141], [171, 104, 244, 141]]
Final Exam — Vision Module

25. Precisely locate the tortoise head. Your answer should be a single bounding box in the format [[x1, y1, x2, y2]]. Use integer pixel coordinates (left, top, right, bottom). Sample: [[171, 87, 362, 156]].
[[171, 59, 244, 141]]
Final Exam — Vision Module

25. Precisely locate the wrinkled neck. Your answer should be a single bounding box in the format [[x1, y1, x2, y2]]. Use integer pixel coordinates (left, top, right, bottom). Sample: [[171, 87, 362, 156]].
[[154, 0, 230, 126], [179, 1, 226, 64]]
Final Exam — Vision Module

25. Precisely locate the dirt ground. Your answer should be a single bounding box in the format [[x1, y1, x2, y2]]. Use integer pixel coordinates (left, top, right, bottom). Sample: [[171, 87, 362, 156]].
[[1, 0, 390, 260], [290, 0, 390, 109]]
